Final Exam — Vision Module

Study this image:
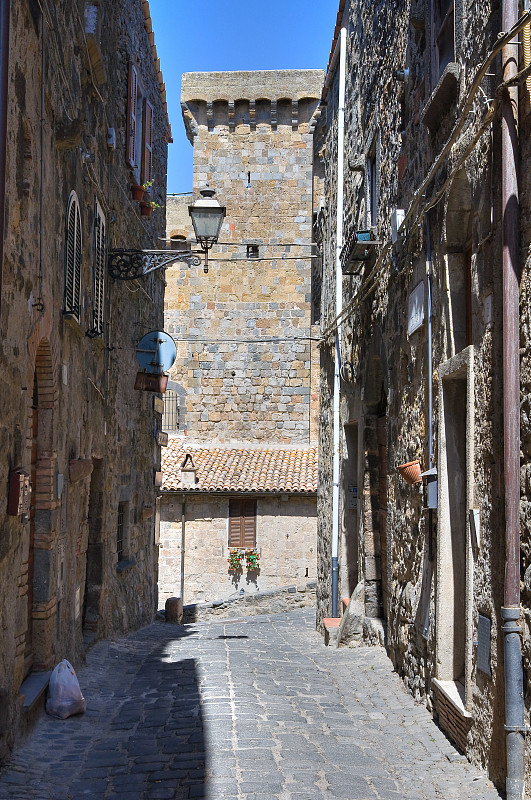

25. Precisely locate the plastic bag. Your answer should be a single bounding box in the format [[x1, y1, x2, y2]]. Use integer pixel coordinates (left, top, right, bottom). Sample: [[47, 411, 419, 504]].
[[45, 659, 86, 719]]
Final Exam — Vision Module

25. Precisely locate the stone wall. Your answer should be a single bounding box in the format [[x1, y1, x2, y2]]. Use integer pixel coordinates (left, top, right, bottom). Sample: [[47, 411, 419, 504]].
[[316, 0, 528, 790], [0, 0, 168, 761], [163, 70, 324, 445], [158, 493, 317, 605]]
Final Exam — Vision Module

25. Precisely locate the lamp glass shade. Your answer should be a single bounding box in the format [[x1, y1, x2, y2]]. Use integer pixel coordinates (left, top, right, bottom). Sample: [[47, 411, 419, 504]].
[[189, 205, 225, 241], [188, 187, 226, 245]]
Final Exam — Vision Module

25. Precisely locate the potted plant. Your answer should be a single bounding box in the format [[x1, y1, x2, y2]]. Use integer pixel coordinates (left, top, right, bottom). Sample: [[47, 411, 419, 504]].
[[131, 184, 144, 202], [397, 459, 423, 485], [245, 548, 260, 571], [227, 549, 243, 571]]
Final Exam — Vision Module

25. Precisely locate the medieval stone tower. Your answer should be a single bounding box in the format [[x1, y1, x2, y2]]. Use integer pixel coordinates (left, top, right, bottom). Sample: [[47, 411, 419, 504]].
[[164, 69, 324, 445]]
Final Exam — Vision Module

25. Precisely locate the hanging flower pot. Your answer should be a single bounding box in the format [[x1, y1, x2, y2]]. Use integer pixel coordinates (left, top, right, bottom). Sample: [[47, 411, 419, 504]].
[[131, 184, 144, 202], [397, 459, 423, 485], [227, 549, 244, 572], [139, 201, 152, 217], [245, 548, 260, 571]]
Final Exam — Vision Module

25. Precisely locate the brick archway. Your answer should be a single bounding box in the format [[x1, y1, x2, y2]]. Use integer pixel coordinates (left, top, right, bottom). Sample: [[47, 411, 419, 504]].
[[21, 339, 58, 678]]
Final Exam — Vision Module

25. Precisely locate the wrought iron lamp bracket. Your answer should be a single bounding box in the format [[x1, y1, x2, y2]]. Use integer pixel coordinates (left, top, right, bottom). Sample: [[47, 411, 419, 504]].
[[108, 249, 202, 280]]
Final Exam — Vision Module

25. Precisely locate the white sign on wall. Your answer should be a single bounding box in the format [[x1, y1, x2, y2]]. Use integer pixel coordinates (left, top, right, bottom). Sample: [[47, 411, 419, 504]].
[[408, 281, 425, 335]]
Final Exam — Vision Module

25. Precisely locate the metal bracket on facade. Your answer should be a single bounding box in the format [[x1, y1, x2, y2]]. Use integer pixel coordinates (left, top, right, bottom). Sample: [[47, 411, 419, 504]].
[[504, 725, 531, 733], [108, 249, 202, 280]]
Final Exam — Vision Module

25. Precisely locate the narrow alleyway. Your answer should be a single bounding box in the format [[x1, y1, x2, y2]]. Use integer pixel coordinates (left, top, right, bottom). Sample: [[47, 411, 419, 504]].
[[0, 608, 501, 800]]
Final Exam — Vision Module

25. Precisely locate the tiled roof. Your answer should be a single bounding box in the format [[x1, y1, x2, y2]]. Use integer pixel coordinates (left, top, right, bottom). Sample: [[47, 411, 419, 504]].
[[162, 443, 318, 494]]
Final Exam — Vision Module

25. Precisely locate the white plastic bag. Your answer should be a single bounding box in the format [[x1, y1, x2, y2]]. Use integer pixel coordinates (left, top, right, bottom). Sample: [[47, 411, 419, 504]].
[[45, 659, 86, 719]]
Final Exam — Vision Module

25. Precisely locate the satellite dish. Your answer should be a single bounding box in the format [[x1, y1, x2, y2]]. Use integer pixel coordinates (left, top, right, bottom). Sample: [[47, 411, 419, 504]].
[[135, 331, 176, 375]]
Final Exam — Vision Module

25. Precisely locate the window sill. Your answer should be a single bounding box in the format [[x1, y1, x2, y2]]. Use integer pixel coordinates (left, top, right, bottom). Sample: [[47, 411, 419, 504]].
[[420, 63, 459, 134], [63, 313, 84, 338], [116, 559, 137, 574], [432, 678, 472, 718]]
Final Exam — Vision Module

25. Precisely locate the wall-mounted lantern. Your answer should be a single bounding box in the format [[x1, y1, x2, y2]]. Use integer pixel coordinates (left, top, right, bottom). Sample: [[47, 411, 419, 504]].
[[188, 187, 226, 274], [108, 186, 226, 280]]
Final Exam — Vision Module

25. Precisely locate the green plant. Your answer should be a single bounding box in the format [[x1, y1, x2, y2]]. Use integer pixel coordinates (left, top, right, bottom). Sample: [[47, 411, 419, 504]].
[[245, 548, 260, 571], [141, 180, 161, 209], [227, 549, 243, 571]]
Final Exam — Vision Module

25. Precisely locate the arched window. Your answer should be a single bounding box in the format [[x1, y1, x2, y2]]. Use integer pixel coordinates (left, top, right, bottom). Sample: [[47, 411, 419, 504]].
[[64, 191, 82, 321], [89, 199, 106, 337]]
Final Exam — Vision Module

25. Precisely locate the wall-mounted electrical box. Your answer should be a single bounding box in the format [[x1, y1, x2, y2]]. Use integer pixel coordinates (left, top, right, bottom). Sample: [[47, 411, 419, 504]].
[[421, 467, 437, 509], [8, 469, 31, 518]]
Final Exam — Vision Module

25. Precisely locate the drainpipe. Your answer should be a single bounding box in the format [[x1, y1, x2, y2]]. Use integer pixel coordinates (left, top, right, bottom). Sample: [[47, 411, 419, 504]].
[[0, 0, 10, 316], [180, 494, 185, 602], [501, 0, 525, 797], [331, 26, 347, 618], [426, 215, 435, 561]]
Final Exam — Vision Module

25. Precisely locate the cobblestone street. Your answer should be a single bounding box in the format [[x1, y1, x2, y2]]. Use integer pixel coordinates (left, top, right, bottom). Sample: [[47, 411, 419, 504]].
[[0, 608, 501, 800]]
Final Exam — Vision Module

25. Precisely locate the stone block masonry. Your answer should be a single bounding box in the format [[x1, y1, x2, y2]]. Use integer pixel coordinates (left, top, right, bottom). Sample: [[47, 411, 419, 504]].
[[166, 70, 324, 445]]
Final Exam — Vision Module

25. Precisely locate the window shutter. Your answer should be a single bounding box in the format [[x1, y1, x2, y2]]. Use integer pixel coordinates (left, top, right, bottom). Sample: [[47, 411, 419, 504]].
[[229, 499, 242, 547], [228, 499, 257, 548], [243, 500, 257, 548], [92, 200, 105, 336], [64, 191, 82, 320], [126, 63, 138, 167], [141, 98, 154, 185]]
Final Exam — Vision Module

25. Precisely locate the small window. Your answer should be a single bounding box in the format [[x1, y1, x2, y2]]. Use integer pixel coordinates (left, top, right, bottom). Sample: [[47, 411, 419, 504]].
[[433, 0, 455, 81], [117, 501, 128, 561], [163, 390, 180, 432], [247, 244, 259, 260], [64, 191, 82, 320], [89, 199, 105, 337], [367, 150, 377, 228], [228, 499, 257, 548]]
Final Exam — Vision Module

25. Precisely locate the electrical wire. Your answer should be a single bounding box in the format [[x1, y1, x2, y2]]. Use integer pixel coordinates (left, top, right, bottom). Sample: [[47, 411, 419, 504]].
[[36, 0, 76, 121]]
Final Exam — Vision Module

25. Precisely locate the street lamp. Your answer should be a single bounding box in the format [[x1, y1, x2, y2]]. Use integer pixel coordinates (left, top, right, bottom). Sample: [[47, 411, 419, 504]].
[[188, 187, 226, 274], [108, 186, 226, 280]]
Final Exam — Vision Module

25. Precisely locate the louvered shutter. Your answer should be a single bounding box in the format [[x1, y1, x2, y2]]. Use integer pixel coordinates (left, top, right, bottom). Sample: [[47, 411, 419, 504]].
[[228, 500, 242, 547], [126, 63, 138, 167], [64, 191, 82, 320], [92, 200, 105, 336], [228, 499, 257, 548], [242, 500, 257, 547], [141, 98, 153, 185]]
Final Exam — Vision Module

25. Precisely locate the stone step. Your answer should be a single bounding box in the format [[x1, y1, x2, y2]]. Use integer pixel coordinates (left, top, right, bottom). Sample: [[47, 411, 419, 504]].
[[323, 617, 341, 646], [19, 671, 51, 711]]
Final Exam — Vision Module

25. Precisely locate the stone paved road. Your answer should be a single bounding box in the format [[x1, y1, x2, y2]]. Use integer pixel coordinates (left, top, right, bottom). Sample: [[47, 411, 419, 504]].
[[0, 608, 502, 800]]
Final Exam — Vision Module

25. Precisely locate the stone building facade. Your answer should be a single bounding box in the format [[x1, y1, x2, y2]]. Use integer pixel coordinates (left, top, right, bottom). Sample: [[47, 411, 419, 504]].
[[317, 0, 531, 793], [159, 70, 323, 606], [0, 0, 168, 761]]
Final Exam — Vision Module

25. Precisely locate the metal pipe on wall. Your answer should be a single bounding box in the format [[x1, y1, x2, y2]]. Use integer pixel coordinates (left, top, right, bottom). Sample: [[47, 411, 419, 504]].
[[0, 0, 10, 317], [501, 0, 525, 796], [180, 494, 186, 602], [331, 26, 347, 619]]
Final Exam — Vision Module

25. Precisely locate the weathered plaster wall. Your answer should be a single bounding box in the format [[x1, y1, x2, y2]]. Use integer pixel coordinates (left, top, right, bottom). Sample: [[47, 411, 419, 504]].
[[158, 494, 317, 605], [0, 0, 167, 761]]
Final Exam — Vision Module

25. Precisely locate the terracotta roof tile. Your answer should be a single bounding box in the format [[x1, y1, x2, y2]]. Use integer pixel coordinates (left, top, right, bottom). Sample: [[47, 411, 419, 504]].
[[162, 442, 318, 494]]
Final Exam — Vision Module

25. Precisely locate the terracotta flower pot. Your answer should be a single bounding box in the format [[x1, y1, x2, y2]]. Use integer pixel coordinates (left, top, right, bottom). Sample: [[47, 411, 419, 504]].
[[131, 184, 144, 202], [139, 202, 152, 217], [397, 459, 422, 485]]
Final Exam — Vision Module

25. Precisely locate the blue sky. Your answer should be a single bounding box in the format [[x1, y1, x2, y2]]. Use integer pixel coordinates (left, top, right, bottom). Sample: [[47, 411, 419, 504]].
[[148, 0, 339, 193]]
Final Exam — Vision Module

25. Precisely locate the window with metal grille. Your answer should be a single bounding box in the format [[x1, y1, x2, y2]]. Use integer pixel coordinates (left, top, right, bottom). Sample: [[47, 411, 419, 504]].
[[163, 390, 180, 432], [64, 191, 82, 320], [228, 499, 257, 548], [89, 200, 106, 337], [246, 244, 259, 260], [117, 501, 127, 561]]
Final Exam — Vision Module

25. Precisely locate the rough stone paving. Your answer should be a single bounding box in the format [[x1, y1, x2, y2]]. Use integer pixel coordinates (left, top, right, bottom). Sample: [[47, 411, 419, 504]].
[[0, 608, 500, 800]]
